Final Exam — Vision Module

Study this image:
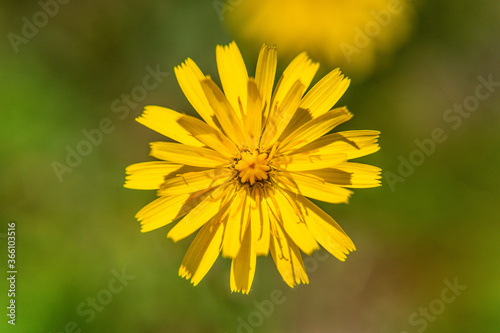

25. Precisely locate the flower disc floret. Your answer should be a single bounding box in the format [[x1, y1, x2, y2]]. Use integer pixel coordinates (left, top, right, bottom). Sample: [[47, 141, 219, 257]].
[[235, 151, 270, 185]]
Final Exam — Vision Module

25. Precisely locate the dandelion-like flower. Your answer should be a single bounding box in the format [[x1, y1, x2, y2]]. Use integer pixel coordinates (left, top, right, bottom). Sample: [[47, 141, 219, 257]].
[[125, 42, 381, 293], [225, 0, 414, 79]]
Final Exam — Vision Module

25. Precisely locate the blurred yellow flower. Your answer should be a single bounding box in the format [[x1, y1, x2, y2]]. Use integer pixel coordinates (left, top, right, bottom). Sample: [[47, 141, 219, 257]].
[[125, 42, 381, 293], [224, 0, 414, 79]]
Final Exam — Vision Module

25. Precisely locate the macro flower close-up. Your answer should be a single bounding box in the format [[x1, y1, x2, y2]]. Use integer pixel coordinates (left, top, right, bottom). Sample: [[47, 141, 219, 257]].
[[5, 0, 500, 331], [125, 42, 381, 293]]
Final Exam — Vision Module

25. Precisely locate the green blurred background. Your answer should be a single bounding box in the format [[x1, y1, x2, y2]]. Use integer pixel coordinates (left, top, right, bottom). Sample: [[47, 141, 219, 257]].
[[1, 0, 499, 332]]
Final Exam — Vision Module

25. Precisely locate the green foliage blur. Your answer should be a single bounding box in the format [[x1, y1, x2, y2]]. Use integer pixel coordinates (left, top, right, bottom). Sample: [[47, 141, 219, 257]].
[[1, 0, 499, 332]]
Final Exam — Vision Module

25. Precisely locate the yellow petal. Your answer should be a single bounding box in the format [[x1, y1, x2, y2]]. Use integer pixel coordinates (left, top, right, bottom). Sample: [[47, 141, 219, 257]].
[[292, 130, 380, 159], [179, 218, 224, 286], [275, 107, 313, 143], [216, 41, 248, 118], [176, 114, 240, 158], [251, 187, 270, 256], [269, 216, 309, 288], [135, 193, 192, 232], [255, 44, 277, 122], [269, 52, 318, 122], [305, 162, 382, 188], [150, 141, 228, 167], [272, 153, 346, 172], [200, 78, 246, 146], [278, 107, 353, 153], [295, 195, 355, 261], [167, 185, 234, 241], [299, 69, 350, 119], [158, 168, 233, 196], [260, 80, 304, 150], [125, 161, 185, 190], [150, 141, 229, 168], [245, 79, 263, 150], [174, 58, 218, 128], [230, 220, 256, 294], [275, 171, 353, 204], [222, 187, 250, 258], [136, 106, 204, 147], [267, 189, 319, 255]]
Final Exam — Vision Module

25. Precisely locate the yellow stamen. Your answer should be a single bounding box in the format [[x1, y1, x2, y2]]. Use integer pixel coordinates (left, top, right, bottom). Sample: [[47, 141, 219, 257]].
[[235, 151, 270, 185]]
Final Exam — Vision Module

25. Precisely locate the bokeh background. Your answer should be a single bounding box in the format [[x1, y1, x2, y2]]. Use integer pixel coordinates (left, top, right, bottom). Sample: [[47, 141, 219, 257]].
[[1, 0, 499, 332]]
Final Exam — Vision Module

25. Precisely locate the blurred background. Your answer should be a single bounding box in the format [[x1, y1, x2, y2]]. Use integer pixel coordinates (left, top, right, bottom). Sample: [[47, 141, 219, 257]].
[[1, 0, 499, 332]]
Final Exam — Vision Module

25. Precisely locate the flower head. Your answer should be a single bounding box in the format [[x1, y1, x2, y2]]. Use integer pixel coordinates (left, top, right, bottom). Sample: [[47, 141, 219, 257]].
[[125, 42, 381, 293], [225, 0, 414, 79]]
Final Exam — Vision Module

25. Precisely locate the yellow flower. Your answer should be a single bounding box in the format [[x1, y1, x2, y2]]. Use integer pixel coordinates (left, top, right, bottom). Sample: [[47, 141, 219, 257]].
[[125, 42, 381, 294], [225, 0, 414, 79]]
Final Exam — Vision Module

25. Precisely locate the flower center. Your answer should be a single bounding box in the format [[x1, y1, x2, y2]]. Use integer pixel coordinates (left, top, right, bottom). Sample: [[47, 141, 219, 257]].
[[235, 151, 270, 186]]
